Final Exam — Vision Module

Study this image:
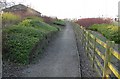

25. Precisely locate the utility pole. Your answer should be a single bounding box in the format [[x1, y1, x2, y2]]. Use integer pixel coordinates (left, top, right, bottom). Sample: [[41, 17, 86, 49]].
[[0, 1, 4, 79], [118, 1, 120, 76], [118, 1, 120, 26], [0, 3, 2, 79]]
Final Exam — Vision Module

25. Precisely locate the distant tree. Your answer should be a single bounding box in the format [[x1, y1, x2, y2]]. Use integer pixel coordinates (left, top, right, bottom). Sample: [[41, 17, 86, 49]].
[[0, 0, 15, 9], [0, 1, 6, 9]]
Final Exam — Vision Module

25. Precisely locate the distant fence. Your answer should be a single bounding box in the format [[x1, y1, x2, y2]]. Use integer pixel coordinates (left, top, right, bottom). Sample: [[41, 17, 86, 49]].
[[73, 24, 120, 79]]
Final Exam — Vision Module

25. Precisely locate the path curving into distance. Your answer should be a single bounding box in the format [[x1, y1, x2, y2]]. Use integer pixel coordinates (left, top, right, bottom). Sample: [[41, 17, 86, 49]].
[[20, 22, 81, 77]]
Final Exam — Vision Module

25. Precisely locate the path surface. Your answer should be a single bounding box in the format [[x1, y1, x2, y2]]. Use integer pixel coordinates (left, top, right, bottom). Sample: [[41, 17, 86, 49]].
[[21, 22, 80, 77]]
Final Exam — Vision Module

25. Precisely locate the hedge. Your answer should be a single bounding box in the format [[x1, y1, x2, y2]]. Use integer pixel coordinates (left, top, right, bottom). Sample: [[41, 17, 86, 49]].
[[89, 24, 120, 44], [2, 12, 21, 27], [3, 18, 58, 64]]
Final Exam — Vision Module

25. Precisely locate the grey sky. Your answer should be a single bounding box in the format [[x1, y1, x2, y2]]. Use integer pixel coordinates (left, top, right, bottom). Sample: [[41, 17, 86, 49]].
[[6, 0, 120, 19]]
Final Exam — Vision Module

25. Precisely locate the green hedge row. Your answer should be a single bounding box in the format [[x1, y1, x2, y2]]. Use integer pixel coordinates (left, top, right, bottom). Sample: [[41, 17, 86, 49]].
[[53, 20, 66, 26], [88, 24, 120, 44], [3, 19, 58, 64]]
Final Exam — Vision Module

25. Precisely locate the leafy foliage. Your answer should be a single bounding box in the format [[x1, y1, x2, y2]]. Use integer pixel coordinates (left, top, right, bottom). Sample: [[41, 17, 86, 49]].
[[3, 18, 58, 64], [2, 12, 21, 27], [2, 12, 20, 22], [53, 20, 66, 26], [26, 16, 44, 22], [89, 24, 120, 44], [19, 19, 58, 33]]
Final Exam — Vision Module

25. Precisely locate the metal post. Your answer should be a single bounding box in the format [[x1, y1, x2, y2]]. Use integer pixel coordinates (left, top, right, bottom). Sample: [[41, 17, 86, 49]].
[[0, 5, 3, 79]]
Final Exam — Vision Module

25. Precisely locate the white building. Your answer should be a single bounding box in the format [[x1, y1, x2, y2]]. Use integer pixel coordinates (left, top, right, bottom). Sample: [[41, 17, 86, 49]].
[[118, 1, 120, 26]]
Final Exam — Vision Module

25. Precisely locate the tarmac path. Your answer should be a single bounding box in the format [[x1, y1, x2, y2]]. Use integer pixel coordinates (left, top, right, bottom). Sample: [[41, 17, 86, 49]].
[[21, 22, 81, 77]]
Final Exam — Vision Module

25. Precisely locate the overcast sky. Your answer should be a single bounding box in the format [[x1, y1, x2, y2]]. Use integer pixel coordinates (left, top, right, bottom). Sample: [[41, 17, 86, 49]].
[[6, 0, 120, 19]]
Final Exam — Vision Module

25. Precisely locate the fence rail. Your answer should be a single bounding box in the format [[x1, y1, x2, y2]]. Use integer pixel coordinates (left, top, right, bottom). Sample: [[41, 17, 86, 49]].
[[73, 24, 120, 79]]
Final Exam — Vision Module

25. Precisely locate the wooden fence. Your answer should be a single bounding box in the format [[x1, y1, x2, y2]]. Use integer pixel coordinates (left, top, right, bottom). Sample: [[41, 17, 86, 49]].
[[73, 24, 120, 79]]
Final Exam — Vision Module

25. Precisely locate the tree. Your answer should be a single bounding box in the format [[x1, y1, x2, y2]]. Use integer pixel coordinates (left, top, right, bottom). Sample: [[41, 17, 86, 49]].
[[0, 0, 15, 9], [0, 0, 6, 10]]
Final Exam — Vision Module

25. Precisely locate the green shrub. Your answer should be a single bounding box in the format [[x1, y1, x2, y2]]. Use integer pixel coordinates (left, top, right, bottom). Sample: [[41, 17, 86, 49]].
[[53, 20, 65, 26], [89, 24, 120, 44], [4, 26, 43, 38], [3, 18, 58, 64], [3, 26, 43, 64], [110, 28, 120, 43], [3, 33, 39, 64], [26, 16, 44, 22], [2, 12, 20, 26], [19, 19, 58, 33]]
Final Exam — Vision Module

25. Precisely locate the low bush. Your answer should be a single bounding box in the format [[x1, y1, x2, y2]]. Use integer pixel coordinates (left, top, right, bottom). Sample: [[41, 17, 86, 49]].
[[2, 12, 21, 27], [26, 16, 44, 22], [53, 20, 66, 26], [89, 24, 120, 44], [3, 18, 58, 64], [19, 19, 58, 33]]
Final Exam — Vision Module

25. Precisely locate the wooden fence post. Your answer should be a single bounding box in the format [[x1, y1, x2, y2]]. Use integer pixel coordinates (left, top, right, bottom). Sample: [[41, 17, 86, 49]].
[[82, 27, 84, 47], [86, 31, 90, 56], [84, 29, 86, 51], [102, 41, 114, 78], [77, 26, 81, 41], [92, 37, 96, 68], [83, 27, 86, 50], [79, 26, 82, 42], [74, 26, 77, 39], [80, 26, 83, 42]]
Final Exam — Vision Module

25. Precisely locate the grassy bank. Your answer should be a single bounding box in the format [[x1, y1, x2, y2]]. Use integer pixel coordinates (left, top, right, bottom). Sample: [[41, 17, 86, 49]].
[[3, 18, 59, 64]]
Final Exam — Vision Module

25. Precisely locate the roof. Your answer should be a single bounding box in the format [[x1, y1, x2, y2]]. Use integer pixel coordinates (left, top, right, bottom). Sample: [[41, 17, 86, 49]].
[[3, 4, 27, 12], [3, 4, 41, 14]]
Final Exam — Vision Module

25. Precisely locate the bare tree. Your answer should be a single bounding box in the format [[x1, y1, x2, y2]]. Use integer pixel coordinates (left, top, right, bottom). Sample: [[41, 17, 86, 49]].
[[0, 0, 6, 10], [0, 0, 16, 9]]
